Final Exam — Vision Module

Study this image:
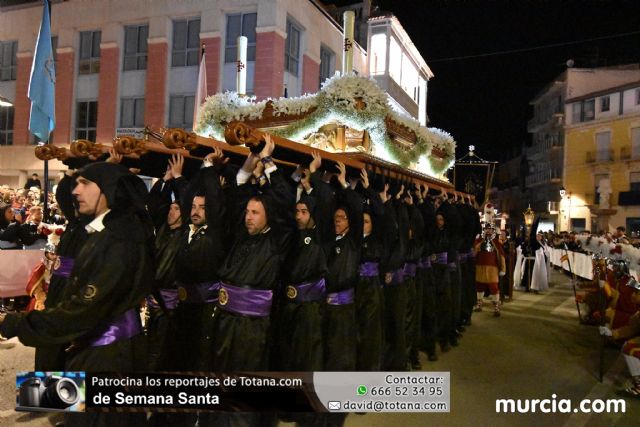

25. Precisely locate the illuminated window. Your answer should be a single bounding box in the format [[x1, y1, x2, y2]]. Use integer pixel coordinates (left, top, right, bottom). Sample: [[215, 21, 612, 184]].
[[389, 36, 401, 83], [369, 33, 386, 75], [400, 54, 418, 101]]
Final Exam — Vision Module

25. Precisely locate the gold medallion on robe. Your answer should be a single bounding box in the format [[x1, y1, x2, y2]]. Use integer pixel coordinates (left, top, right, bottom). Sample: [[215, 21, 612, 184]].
[[178, 286, 187, 301], [286, 285, 298, 299], [218, 288, 229, 306]]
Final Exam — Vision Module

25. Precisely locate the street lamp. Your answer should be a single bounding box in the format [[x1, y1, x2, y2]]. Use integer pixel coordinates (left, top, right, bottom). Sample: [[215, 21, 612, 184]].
[[523, 204, 535, 227], [0, 96, 13, 107]]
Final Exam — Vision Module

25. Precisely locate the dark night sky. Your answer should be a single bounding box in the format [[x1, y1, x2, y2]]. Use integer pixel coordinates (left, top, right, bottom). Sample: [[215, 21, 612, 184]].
[[373, 0, 640, 161]]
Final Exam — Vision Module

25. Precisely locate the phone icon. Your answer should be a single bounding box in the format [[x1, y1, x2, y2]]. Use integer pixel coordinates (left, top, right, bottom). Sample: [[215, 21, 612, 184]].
[[357, 385, 367, 396]]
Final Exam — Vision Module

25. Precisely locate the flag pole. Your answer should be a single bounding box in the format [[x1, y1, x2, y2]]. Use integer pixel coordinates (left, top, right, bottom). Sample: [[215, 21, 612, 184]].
[[43, 0, 52, 222]]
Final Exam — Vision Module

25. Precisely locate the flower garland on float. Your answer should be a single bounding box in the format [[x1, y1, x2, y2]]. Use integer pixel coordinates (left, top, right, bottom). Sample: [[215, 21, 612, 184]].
[[194, 74, 456, 177]]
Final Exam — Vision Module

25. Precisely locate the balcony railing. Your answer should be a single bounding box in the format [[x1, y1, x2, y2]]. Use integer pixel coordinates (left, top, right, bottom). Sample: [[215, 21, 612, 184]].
[[547, 201, 560, 213], [620, 146, 640, 161], [525, 169, 562, 187], [586, 149, 614, 164]]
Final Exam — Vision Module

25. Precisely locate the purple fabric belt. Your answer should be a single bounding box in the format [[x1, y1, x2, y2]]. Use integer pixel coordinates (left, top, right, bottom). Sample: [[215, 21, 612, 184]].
[[147, 288, 179, 310], [177, 281, 220, 304], [432, 252, 448, 265], [326, 288, 355, 305], [286, 278, 326, 303], [359, 262, 380, 277], [404, 262, 417, 278], [418, 257, 432, 269], [88, 309, 143, 347], [217, 282, 273, 317], [389, 268, 405, 286], [52, 255, 74, 279]]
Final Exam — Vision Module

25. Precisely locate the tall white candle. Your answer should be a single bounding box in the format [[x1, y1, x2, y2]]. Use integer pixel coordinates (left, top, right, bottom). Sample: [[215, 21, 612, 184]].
[[342, 10, 355, 74], [236, 36, 248, 95]]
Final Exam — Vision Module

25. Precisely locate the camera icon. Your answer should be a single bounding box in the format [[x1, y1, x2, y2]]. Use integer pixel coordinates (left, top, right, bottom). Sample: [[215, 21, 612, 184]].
[[18, 375, 80, 410]]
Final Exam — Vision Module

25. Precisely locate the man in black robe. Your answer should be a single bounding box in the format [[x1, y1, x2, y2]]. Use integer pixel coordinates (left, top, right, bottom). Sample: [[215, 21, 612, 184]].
[[275, 155, 327, 371], [34, 170, 89, 371], [381, 182, 410, 371], [0, 162, 153, 427], [145, 154, 189, 370], [210, 136, 293, 371], [170, 149, 227, 372], [310, 158, 363, 371]]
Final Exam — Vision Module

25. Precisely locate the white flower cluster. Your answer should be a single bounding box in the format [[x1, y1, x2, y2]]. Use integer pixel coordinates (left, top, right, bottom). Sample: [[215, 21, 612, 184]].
[[194, 74, 456, 175], [272, 93, 318, 117]]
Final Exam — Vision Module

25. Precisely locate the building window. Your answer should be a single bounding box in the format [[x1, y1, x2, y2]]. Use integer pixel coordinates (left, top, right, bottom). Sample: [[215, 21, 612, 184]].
[[75, 101, 97, 141], [595, 131, 611, 161], [369, 33, 387, 76], [582, 99, 595, 121], [600, 96, 610, 112], [389, 36, 402, 83], [225, 13, 256, 63], [79, 30, 101, 74], [172, 18, 200, 67], [0, 40, 17, 81], [120, 98, 145, 127], [571, 103, 581, 124], [630, 172, 640, 192], [169, 95, 195, 130], [123, 24, 148, 71], [632, 127, 640, 160], [0, 105, 14, 145], [319, 45, 335, 88], [284, 20, 301, 76], [636, 88, 640, 105]]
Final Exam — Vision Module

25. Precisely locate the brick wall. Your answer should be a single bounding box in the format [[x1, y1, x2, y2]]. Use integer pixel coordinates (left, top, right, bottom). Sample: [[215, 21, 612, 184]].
[[96, 45, 119, 143], [144, 41, 168, 129], [54, 50, 74, 144], [254, 31, 285, 100], [302, 54, 320, 94]]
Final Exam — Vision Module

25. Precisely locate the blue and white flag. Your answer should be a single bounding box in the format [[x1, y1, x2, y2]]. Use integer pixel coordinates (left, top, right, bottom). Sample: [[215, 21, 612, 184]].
[[28, 0, 55, 142]]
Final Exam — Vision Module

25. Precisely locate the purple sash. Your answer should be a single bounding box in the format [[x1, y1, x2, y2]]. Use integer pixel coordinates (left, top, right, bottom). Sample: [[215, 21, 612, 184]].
[[287, 278, 326, 303], [177, 281, 220, 304], [326, 288, 355, 305], [389, 268, 405, 286], [359, 262, 380, 277], [418, 257, 432, 269], [404, 262, 417, 278], [88, 309, 143, 347], [147, 288, 179, 310], [432, 252, 448, 265], [52, 256, 74, 279], [217, 283, 273, 317]]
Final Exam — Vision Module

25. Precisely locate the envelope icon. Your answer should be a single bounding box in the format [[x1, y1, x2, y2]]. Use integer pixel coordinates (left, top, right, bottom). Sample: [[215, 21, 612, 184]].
[[328, 401, 341, 410]]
